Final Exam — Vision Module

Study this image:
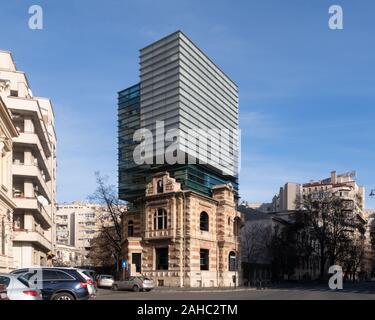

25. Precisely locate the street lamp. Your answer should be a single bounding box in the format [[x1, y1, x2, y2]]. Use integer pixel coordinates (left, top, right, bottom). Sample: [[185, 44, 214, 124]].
[[370, 190, 375, 197]]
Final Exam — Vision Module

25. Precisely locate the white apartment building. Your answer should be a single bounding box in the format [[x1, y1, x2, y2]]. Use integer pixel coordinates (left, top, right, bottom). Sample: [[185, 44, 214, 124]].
[[56, 202, 104, 264], [0, 51, 57, 268]]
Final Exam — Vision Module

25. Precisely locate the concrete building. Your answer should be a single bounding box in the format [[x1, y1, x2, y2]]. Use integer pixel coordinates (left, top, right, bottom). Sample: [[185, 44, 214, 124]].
[[119, 31, 242, 287], [0, 97, 18, 272], [271, 171, 365, 216], [56, 202, 106, 264], [0, 51, 57, 268], [258, 171, 368, 280]]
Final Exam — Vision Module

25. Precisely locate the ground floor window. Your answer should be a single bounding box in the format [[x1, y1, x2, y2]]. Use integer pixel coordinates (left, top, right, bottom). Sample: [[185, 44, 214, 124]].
[[155, 247, 168, 270], [229, 251, 237, 271], [200, 249, 209, 271]]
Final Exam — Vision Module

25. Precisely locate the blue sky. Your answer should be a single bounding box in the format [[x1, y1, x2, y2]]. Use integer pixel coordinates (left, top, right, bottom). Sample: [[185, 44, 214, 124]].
[[1, 0, 374, 207]]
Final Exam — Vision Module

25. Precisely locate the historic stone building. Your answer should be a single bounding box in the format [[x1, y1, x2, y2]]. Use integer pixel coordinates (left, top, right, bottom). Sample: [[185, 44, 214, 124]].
[[122, 172, 242, 288]]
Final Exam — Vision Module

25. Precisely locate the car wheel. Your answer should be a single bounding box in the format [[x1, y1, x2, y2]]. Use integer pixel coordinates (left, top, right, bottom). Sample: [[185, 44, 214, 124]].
[[146, 289, 151, 292], [52, 293, 74, 300], [112, 284, 119, 291], [133, 285, 140, 292]]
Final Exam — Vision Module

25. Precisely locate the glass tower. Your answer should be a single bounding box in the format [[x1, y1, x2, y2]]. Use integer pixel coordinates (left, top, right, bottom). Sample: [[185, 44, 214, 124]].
[[118, 31, 239, 202]]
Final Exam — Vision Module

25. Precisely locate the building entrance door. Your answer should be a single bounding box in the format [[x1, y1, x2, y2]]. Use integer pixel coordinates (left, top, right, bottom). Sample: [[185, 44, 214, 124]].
[[132, 253, 141, 273]]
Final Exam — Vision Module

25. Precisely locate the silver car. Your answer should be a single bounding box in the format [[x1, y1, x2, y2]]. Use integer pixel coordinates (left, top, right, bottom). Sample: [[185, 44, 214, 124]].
[[0, 273, 42, 300], [97, 275, 114, 288], [112, 276, 154, 292]]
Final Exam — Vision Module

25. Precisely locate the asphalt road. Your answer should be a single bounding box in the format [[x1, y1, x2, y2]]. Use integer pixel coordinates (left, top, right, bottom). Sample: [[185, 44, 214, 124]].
[[95, 282, 375, 300]]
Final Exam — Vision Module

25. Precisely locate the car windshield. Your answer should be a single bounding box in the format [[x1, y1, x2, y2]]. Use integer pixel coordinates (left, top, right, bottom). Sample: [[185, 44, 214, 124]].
[[101, 275, 113, 279]]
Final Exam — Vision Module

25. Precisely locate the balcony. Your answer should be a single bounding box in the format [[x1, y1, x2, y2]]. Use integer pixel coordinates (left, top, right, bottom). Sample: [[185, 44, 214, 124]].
[[144, 229, 174, 240], [13, 229, 52, 252], [12, 163, 52, 202], [13, 197, 52, 228], [7, 97, 52, 157], [13, 132, 52, 179]]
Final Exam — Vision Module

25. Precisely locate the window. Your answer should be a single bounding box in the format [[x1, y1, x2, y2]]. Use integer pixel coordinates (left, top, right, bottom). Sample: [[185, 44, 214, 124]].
[[128, 220, 134, 236], [10, 90, 18, 97], [155, 248, 168, 270], [200, 212, 209, 231], [233, 217, 241, 236], [157, 180, 163, 193], [228, 251, 237, 271], [154, 209, 167, 230], [42, 270, 59, 280], [56, 271, 75, 280], [0, 276, 10, 288], [200, 249, 209, 271]]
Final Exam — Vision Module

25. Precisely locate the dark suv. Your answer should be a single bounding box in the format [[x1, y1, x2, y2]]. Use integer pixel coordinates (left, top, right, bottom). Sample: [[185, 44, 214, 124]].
[[11, 268, 90, 300]]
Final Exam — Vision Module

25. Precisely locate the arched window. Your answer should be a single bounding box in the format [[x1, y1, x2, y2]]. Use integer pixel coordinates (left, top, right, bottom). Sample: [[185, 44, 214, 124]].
[[228, 251, 237, 271], [128, 220, 134, 237], [233, 217, 241, 236], [157, 180, 163, 193], [154, 209, 167, 230], [200, 212, 209, 231]]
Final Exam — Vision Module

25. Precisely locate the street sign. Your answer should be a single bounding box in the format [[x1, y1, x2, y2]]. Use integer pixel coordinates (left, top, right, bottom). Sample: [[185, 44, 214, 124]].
[[121, 260, 127, 269]]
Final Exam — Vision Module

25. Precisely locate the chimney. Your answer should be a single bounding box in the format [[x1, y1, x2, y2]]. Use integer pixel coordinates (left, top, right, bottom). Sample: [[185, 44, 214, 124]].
[[331, 171, 337, 184]]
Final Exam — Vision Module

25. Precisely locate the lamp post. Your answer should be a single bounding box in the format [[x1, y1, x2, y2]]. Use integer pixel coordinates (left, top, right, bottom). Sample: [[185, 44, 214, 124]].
[[370, 190, 375, 198]]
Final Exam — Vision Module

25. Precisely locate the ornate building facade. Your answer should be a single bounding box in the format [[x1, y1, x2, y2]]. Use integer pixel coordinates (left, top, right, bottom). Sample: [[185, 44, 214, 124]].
[[122, 172, 242, 288], [0, 97, 18, 272]]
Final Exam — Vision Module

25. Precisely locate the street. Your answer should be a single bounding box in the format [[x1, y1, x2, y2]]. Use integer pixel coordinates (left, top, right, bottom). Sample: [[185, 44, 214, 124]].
[[95, 282, 375, 300]]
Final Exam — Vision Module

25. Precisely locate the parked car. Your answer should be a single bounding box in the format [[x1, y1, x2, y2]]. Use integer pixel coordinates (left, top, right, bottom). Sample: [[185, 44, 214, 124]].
[[10, 267, 90, 300], [0, 283, 9, 300], [112, 276, 154, 292], [0, 273, 42, 300], [97, 275, 114, 288], [76, 269, 97, 297]]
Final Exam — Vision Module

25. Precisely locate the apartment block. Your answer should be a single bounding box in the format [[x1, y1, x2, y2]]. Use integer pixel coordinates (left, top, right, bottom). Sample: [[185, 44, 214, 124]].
[[56, 202, 106, 264], [0, 51, 57, 268]]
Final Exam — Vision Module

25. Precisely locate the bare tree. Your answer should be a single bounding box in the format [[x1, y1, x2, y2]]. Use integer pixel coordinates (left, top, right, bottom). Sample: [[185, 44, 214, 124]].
[[88, 231, 116, 268], [241, 222, 271, 264], [297, 191, 365, 279], [88, 172, 126, 276], [241, 221, 272, 284]]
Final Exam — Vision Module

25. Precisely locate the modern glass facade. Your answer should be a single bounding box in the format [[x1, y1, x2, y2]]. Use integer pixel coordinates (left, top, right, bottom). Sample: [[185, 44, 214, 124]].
[[118, 31, 239, 202]]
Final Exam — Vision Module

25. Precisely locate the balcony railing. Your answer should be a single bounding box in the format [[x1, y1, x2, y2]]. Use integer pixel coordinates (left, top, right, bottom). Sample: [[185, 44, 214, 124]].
[[144, 228, 174, 239], [13, 229, 52, 251], [12, 163, 52, 202]]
